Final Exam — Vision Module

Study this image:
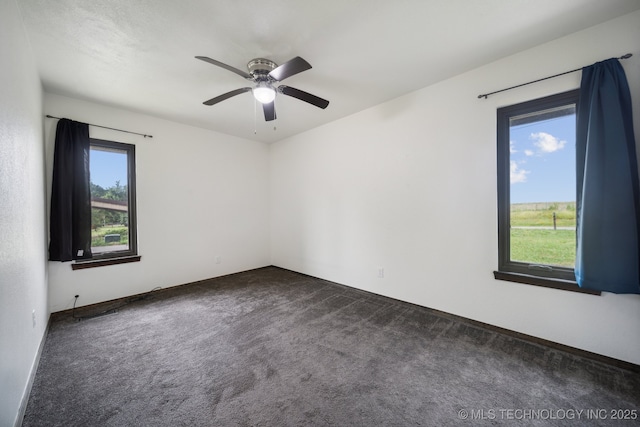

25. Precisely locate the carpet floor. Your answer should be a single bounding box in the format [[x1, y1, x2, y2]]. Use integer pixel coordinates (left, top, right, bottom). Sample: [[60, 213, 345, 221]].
[[23, 267, 640, 426]]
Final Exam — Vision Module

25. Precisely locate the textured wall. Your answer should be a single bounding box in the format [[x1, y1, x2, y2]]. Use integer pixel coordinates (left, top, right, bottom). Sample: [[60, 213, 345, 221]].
[[0, 1, 47, 426], [44, 94, 271, 312], [270, 11, 640, 364]]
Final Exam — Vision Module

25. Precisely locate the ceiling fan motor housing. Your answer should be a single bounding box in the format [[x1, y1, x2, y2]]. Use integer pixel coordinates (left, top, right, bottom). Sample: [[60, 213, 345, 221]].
[[248, 58, 277, 80], [197, 55, 329, 120]]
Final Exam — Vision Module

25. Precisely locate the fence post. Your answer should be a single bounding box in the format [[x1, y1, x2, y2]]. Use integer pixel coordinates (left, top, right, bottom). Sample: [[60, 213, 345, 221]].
[[553, 212, 557, 230]]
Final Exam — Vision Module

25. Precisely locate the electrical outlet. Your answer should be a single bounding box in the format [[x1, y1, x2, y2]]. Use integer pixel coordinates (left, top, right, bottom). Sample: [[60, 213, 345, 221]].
[[32, 310, 36, 328], [378, 268, 384, 278]]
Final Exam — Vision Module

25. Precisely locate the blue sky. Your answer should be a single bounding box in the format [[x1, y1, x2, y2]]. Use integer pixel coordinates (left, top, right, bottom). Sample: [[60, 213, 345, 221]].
[[90, 149, 128, 189], [509, 114, 575, 204], [89, 116, 575, 200]]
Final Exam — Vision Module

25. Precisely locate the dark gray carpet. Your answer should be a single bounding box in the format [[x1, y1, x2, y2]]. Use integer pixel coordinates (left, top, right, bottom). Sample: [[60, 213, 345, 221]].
[[23, 267, 640, 426]]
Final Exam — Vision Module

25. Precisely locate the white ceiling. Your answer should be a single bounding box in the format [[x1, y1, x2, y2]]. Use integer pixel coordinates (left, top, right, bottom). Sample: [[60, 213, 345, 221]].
[[17, 0, 640, 143]]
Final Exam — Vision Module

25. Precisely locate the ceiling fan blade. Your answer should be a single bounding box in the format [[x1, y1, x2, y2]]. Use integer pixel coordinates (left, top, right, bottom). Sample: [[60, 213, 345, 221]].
[[268, 56, 312, 82], [196, 56, 252, 80], [279, 86, 329, 109], [263, 101, 276, 121], [203, 87, 252, 106]]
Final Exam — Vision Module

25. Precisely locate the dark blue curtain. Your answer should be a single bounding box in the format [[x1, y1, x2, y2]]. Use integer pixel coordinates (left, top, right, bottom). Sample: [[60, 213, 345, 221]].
[[49, 119, 93, 261], [576, 58, 640, 294]]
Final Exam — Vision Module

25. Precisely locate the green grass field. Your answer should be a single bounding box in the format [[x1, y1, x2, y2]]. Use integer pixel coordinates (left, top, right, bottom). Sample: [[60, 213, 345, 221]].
[[510, 207, 575, 228], [91, 226, 129, 247], [510, 228, 575, 267], [510, 203, 576, 267]]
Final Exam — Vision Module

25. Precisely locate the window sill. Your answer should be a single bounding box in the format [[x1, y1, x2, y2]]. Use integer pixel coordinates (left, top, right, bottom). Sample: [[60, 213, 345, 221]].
[[72, 255, 141, 270], [493, 271, 601, 296]]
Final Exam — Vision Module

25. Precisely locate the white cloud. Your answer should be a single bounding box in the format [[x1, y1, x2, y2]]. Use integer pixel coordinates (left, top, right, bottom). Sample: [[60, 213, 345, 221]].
[[510, 160, 529, 184], [510, 141, 517, 153], [524, 149, 534, 156], [530, 132, 566, 153]]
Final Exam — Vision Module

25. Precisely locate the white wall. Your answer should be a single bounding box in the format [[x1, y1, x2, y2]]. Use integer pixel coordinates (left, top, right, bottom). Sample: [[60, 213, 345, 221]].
[[0, 1, 48, 426], [270, 11, 640, 364], [45, 94, 271, 312]]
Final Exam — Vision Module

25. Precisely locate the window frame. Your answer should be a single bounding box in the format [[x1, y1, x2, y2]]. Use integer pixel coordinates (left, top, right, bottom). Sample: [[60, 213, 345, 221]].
[[495, 89, 598, 294], [80, 138, 138, 264]]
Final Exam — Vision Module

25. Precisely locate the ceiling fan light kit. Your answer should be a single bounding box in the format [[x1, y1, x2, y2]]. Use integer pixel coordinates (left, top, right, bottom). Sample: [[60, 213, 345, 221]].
[[196, 55, 329, 121], [253, 82, 276, 104]]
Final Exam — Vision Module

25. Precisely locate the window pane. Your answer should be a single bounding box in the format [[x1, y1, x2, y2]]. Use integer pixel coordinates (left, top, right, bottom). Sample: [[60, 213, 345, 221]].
[[90, 146, 130, 255], [508, 105, 576, 267]]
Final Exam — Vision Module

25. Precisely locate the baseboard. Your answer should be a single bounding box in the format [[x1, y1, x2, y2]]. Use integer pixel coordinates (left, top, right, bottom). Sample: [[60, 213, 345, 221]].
[[430, 307, 640, 374], [14, 315, 51, 427], [49, 265, 640, 374], [50, 266, 272, 321], [275, 266, 640, 374]]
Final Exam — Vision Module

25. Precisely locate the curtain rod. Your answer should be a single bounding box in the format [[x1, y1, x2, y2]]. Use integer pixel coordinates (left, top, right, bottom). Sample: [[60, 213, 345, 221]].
[[45, 115, 153, 138], [477, 53, 633, 99]]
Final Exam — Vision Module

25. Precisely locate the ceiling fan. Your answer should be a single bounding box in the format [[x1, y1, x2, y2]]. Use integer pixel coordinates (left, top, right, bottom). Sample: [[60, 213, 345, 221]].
[[195, 56, 329, 121]]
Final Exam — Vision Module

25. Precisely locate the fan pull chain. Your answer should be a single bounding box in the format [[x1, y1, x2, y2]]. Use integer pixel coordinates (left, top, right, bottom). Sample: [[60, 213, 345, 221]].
[[253, 97, 257, 134]]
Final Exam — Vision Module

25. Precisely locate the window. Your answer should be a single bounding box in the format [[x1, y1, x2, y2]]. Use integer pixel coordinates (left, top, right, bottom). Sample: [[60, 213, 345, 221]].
[[495, 90, 592, 292], [88, 139, 137, 260]]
